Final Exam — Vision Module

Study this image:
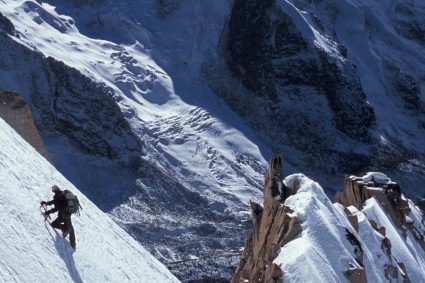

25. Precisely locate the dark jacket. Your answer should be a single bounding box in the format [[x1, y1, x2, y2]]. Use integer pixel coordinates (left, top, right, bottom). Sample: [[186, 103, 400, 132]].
[[45, 191, 67, 215]]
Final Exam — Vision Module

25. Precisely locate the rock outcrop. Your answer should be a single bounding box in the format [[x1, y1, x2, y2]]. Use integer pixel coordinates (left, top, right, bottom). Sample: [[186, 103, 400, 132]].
[[337, 172, 425, 253], [0, 89, 51, 162], [232, 155, 300, 283], [337, 173, 408, 228]]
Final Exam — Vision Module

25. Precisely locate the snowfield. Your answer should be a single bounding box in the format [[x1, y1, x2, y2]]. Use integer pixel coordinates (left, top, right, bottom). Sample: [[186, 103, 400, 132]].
[[0, 118, 179, 282]]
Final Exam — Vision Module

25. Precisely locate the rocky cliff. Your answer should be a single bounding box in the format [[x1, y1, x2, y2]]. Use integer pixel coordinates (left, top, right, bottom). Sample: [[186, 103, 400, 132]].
[[232, 155, 425, 282], [0, 89, 51, 162], [232, 155, 300, 282], [337, 173, 425, 256], [203, 0, 425, 194], [206, 0, 376, 175], [0, 21, 142, 160]]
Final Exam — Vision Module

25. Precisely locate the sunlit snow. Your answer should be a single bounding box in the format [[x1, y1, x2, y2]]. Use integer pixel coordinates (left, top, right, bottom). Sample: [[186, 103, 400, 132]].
[[0, 118, 179, 282], [276, 174, 425, 282]]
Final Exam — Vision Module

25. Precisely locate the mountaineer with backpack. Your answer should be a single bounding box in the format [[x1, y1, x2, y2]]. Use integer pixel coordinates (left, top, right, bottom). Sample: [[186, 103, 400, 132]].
[[41, 185, 80, 249]]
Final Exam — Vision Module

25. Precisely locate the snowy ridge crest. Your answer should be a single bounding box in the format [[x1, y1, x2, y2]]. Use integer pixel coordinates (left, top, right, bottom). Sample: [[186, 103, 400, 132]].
[[232, 155, 425, 282]]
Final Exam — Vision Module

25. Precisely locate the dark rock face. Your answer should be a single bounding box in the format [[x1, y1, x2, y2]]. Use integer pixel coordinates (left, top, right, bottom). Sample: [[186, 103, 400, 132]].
[[387, 63, 422, 111], [220, 0, 376, 173], [0, 12, 15, 35], [227, 0, 307, 99], [43, 57, 141, 158], [0, 33, 141, 159]]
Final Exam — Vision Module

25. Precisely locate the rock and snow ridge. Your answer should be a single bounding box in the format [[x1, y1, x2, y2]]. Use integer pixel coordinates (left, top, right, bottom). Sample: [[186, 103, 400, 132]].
[[1, 0, 425, 280], [233, 155, 425, 282], [0, 118, 179, 282]]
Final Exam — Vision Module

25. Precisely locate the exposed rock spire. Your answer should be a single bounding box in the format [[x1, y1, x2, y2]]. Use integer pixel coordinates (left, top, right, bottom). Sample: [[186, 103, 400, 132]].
[[231, 155, 301, 283]]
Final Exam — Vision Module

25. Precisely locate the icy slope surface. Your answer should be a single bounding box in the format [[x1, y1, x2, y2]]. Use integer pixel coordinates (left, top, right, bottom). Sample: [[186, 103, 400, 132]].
[[0, 118, 179, 282], [276, 174, 425, 282]]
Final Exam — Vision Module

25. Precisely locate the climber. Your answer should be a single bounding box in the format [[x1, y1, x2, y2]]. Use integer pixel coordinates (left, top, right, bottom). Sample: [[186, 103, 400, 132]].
[[41, 185, 77, 249]]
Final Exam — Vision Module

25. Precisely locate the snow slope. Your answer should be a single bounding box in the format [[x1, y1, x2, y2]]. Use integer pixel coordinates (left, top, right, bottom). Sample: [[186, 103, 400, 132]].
[[0, 2, 270, 278], [0, 1, 270, 275], [0, 118, 179, 282], [276, 174, 425, 282]]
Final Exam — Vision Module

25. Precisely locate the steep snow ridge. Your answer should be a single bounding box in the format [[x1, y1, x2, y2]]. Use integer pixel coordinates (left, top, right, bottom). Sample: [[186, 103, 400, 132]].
[[0, 118, 179, 282], [276, 174, 425, 282], [346, 204, 406, 282], [362, 197, 425, 282], [277, 174, 366, 282]]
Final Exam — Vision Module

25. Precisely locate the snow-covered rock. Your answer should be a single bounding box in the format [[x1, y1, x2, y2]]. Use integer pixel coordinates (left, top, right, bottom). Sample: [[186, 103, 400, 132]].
[[232, 155, 425, 282]]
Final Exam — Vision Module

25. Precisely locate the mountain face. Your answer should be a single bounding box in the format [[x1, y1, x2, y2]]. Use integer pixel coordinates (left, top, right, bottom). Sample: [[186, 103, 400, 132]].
[[205, 0, 425, 191], [226, 0, 375, 147], [1, 0, 424, 281], [232, 155, 425, 282]]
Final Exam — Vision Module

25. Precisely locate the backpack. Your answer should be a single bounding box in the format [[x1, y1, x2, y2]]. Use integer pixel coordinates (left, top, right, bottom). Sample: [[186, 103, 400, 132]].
[[64, 190, 81, 216]]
